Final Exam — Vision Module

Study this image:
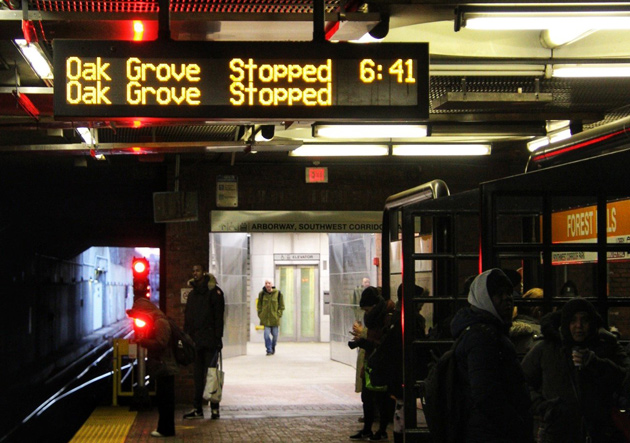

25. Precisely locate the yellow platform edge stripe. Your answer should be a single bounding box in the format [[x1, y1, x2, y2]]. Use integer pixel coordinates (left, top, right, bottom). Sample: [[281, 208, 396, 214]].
[[69, 406, 137, 443]]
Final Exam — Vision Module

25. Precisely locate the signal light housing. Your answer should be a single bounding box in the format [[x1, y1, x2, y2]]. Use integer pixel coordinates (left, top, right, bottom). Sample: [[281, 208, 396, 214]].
[[132, 257, 150, 278], [132, 257, 151, 299]]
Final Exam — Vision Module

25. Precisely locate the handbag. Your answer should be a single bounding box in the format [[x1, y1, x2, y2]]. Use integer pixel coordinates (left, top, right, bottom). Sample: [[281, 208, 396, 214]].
[[203, 351, 224, 402], [364, 362, 387, 392]]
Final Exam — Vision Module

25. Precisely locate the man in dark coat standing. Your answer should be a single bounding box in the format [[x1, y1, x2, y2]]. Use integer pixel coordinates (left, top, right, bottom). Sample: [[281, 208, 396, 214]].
[[183, 264, 225, 420], [450, 268, 533, 443]]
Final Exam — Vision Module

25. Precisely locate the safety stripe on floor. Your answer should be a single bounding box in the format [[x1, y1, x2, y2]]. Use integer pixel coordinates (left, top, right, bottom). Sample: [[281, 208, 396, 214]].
[[69, 406, 137, 443]]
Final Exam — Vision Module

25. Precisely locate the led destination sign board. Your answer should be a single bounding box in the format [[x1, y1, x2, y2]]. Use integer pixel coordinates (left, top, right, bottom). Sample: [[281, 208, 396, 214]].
[[53, 40, 429, 120]]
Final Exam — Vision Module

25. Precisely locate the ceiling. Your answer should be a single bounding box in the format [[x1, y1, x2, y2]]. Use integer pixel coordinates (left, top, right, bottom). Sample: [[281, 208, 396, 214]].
[[2, 0, 630, 163]]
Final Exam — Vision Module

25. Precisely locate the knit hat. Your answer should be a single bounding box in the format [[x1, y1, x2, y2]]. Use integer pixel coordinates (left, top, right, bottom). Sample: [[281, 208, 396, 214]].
[[359, 286, 381, 308], [560, 297, 601, 345]]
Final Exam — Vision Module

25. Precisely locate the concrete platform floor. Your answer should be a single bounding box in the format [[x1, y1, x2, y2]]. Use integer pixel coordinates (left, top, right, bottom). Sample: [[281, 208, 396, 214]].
[[125, 342, 371, 442]]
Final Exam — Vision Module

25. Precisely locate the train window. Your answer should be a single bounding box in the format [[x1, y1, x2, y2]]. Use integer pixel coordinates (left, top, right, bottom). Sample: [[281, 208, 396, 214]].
[[454, 213, 480, 254], [494, 195, 543, 245]]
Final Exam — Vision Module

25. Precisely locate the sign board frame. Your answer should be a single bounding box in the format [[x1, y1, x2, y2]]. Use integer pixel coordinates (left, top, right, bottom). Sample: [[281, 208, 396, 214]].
[[53, 40, 429, 121]]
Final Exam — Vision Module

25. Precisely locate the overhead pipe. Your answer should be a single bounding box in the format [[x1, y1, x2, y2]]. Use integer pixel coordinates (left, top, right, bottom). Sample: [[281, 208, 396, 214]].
[[526, 114, 630, 171]]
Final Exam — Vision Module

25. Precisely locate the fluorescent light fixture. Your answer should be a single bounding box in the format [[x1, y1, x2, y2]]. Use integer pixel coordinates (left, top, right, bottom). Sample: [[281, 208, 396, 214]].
[[461, 10, 630, 31], [290, 144, 389, 157], [355, 33, 382, 43], [527, 137, 549, 153], [13, 39, 53, 80], [540, 28, 595, 49], [431, 64, 545, 77], [392, 144, 491, 156], [313, 124, 428, 139], [552, 64, 630, 78], [77, 127, 96, 145], [527, 121, 572, 152]]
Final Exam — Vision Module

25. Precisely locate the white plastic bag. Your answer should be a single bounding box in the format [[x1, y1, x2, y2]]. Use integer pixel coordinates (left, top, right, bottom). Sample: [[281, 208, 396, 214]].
[[203, 352, 224, 402]]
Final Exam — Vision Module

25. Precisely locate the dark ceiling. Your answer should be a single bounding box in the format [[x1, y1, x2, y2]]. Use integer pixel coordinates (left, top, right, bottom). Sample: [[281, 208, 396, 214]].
[[1, 0, 630, 162]]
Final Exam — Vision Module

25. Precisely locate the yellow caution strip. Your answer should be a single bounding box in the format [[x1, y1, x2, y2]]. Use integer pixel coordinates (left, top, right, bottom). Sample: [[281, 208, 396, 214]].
[[69, 406, 137, 443]]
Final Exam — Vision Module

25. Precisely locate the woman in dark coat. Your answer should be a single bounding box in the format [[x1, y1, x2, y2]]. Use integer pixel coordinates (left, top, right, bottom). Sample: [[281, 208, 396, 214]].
[[348, 286, 396, 441], [450, 269, 533, 443], [521, 298, 630, 443]]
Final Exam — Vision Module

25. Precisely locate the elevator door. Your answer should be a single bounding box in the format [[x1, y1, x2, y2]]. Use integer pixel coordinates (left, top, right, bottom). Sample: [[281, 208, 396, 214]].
[[276, 266, 319, 342]]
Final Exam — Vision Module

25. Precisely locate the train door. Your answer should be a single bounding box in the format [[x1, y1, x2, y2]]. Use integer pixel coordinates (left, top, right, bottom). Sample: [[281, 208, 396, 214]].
[[276, 265, 319, 341]]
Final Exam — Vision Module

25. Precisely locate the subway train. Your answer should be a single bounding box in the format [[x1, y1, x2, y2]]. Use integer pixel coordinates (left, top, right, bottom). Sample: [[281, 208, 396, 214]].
[[385, 116, 630, 440]]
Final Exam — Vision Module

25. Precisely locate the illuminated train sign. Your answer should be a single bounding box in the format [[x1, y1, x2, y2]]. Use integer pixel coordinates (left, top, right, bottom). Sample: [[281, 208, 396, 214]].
[[53, 40, 429, 121]]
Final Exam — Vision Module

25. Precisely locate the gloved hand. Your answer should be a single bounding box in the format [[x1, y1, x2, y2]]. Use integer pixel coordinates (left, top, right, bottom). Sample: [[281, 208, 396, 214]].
[[216, 338, 223, 350]]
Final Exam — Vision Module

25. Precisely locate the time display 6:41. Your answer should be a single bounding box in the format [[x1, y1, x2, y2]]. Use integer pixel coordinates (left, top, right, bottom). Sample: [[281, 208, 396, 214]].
[[359, 59, 416, 84]]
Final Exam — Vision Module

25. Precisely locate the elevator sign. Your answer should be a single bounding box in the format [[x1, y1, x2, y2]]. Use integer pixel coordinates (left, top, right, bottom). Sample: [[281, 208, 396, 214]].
[[53, 40, 429, 121]]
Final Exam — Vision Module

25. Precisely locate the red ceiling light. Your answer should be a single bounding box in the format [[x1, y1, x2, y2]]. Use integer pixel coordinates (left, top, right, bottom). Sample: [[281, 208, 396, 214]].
[[13, 92, 40, 119], [22, 20, 38, 44], [133, 20, 145, 41]]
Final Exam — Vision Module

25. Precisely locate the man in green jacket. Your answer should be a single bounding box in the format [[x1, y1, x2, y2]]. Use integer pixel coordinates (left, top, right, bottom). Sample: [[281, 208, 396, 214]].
[[257, 279, 285, 355]]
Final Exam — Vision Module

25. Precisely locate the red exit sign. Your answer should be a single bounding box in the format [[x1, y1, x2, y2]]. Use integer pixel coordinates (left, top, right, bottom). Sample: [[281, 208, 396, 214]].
[[305, 167, 328, 183]]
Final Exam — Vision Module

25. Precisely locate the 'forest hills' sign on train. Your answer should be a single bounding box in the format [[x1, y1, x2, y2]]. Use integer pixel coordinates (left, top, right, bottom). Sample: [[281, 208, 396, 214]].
[[551, 199, 630, 264]]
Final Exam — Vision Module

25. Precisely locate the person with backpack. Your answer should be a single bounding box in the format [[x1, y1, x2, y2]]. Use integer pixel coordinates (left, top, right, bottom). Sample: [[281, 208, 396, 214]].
[[128, 294, 178, 438], [183, 265, 226, 420], [257, 278, 285, 356], [449, 268, 533, 443]]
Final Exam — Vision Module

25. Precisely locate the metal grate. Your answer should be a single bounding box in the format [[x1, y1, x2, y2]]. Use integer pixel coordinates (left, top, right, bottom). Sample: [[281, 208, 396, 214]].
[[31, 0, 159, 12], [97, 124, 240, 143], [30, 0, 341, 13]]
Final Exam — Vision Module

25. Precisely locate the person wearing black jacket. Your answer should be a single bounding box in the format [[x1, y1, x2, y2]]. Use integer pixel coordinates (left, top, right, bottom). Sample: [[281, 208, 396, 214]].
[[522, 298, 630, 442], [450, 269, 533, 443], [183, 265, 225, 420], [348, 286, 396, 441]]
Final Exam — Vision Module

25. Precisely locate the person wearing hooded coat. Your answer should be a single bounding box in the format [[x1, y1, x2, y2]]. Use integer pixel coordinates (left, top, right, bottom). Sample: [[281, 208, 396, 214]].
[[128, 296, 179, 438], [521, 298, 630, 442], [183, 265, 225, 420], [450, 269, 533, 443]]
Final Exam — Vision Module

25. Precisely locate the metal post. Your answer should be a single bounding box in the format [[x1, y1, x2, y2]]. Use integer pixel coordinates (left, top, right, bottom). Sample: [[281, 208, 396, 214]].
[[313, 0, 325, 42], [131, 345, 151, 410]]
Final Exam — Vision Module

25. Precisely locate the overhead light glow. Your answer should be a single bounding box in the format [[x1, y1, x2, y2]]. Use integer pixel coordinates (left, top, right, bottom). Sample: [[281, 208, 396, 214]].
[[77, 127, 96, 145], [430, 64, 545, 77], [540, 28, 595, 49], [527, 121, 573, 152], [461, 10, 630, 30], [313, 124, 428, 139], [290, 144, 389, 157], [392, 144, 491, 156], [133, 21, 145, 41], [14, 39, 53, 80], [552, 64, 630, 78]]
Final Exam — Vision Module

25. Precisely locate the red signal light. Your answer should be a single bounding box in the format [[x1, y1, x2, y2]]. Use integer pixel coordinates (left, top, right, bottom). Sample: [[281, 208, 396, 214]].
[[133, 260, 147, 274], [132, 257, 150, 277], [132, 257, 150, 299], [134, 317, 147, 328]]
